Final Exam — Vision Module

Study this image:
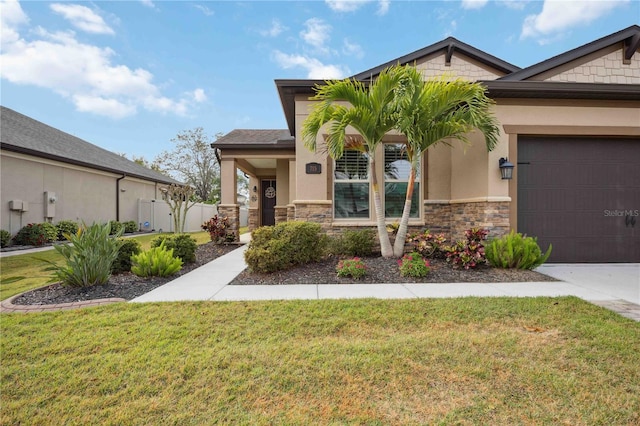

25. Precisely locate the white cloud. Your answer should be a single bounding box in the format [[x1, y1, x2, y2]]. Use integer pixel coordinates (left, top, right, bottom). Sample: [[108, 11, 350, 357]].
[[301, 18, 332, 54], [497, 0, 528, 10], [461, 0, 489, 10], [194, 4, 214, 16], [272, 50, 348, 79], [260, 19, 286, 37], [325, 0, 390, 15], [192, 88, 207, 103], [1, 1, 201, 119], [50, 3, 114, 35], [140, 0, 155, 9], [521, 0, 630, 41], [342, 38, 364, 59]]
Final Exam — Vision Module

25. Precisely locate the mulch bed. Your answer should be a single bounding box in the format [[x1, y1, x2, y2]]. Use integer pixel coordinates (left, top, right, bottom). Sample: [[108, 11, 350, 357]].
[[230, 256, 557, 285], [12, 245, 557, 306]]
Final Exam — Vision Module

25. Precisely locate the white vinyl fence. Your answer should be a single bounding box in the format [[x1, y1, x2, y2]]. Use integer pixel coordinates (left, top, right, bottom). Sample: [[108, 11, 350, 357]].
[[138, 199, 218, 233]]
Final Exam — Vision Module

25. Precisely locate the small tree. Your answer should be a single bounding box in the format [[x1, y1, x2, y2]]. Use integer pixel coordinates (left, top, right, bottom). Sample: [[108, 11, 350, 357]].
[[162, 184, 196, 233]]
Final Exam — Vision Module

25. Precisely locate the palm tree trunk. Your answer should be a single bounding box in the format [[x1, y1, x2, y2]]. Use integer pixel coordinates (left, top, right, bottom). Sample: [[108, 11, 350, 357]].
[[371, 157, 393, 258], [393, 168, 416, 257]]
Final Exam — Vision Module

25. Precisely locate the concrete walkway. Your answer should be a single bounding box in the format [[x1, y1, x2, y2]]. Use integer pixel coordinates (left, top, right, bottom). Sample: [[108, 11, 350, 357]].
[[131, 242, 640, 321]]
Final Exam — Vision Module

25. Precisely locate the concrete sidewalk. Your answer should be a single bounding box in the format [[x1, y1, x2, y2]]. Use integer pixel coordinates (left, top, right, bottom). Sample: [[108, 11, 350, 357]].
[[131, 243, 640, 321]]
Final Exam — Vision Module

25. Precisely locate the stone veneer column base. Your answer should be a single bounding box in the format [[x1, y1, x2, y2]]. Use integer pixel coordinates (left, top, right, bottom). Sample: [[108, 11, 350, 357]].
[[274, 206, 288, 224], [217, 204, 240, 242], [293, 200, 332, 233], [286, 204, 295, 222], [424, 199, 511, 241], [248, 207, 259, 231]]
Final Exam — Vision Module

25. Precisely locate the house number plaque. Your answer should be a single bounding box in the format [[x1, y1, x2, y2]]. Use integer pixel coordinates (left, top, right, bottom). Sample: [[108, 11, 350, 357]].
[[306, 162, 321, 174]]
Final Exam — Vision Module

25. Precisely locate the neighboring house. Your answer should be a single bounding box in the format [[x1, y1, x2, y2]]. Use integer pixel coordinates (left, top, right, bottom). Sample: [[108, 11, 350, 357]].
[[0, 106, 179, 235], [213, 26, 640, 263]]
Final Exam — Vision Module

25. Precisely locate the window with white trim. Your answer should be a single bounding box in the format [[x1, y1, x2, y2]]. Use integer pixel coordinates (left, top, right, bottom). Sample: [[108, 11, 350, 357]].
[[334, 149, 370, 219], [384, 143, 420, 218]]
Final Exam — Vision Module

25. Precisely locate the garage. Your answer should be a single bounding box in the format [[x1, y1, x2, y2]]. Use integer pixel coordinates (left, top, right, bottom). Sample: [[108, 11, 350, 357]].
[[518, 136, 640, 263]]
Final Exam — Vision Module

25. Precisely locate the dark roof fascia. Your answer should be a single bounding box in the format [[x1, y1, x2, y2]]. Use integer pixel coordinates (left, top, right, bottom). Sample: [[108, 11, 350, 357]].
[[499, 25, 640, 81], [275, 79, 322, 136], [211, 141, 295, 150], [1, 143, 178, 185], [483, 80, 640, 101], [350, 37, 521, 81]]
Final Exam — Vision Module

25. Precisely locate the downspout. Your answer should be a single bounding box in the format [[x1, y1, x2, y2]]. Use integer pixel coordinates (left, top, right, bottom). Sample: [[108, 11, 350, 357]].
[[116, 174, 126, 222]]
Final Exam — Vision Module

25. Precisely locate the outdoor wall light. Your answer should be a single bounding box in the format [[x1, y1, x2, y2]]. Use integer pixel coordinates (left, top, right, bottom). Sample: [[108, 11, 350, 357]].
[[253, 185, 257, 193], [499, 157, 514, 180]]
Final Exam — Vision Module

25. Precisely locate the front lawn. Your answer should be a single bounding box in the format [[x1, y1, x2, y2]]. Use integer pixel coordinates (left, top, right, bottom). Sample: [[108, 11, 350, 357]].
[[2, 297, 639, 424]]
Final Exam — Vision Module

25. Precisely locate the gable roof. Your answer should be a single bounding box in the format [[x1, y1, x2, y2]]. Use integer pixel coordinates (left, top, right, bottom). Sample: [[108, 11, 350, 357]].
[[499, 25, 640, 81], [351, 36, 520, 81], [211, 129, 294, 150], [0, 106, 178, 185]]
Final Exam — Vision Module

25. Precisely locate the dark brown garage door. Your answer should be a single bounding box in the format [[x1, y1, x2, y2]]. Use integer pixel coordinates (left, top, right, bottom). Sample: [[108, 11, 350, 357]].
[[518, 136, 640, 263]]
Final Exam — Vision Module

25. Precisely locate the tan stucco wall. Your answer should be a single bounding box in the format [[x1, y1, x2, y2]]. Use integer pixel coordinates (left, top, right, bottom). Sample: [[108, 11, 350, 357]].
[[1, 151, 161, 234], [534, 45, 640, 84], [415, 52, 505, 81]]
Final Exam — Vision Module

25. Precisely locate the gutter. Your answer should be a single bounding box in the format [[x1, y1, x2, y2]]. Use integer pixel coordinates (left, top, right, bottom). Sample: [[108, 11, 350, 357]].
[[116, 174, 126, 221]]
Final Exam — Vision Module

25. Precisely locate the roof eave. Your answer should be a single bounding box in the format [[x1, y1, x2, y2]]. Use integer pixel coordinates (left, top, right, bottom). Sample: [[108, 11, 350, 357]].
[[483, 81, 640, 101], [1, 143, 179, 185], [275, 79, 320, 137]]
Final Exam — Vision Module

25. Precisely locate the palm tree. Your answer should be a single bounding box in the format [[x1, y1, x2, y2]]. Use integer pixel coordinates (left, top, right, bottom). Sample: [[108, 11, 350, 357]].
[[391, 67, 501, 257], [302, 66, 406, 258]]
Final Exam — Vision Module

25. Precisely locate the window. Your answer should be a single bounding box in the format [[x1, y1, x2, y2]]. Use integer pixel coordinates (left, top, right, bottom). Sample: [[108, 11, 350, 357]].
[[334, 150, 369, 218], [384, 143, 419, 218]]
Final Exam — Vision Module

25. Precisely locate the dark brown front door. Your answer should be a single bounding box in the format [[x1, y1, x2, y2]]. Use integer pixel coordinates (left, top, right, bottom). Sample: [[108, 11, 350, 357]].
[[518, 136, 640, 263], [261, 179, 276, 226]]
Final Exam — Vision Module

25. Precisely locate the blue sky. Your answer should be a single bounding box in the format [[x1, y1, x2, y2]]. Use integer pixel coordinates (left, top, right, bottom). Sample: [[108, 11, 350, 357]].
[[1, 0, 638, 161]]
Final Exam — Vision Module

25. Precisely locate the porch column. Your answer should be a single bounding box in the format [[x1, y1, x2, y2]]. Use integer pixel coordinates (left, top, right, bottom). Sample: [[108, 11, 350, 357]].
[[274, 159, 289, 224], [219, 158, 239, 241], [287, 159, 296, 221]]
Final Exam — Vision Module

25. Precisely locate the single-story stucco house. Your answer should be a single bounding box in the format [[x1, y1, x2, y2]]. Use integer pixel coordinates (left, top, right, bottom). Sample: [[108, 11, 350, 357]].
[[0, 106, 180, 235], [213, 26, 640, 263]]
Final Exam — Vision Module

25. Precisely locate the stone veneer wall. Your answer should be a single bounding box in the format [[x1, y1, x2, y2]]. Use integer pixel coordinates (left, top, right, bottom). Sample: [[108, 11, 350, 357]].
[[293, 201, 332, 233], [274, 206, 288, 224], [217, 204, 240, 242], [287, 204, 295, 222], [248, 207, 259, 231], [450, 201, 510, 241], [423, 202, 453, 240]]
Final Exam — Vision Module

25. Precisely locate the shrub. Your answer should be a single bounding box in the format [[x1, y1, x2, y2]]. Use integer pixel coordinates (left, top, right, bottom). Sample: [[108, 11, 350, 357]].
[[398, 252, 431, 278], [485, 230, 552, 270], [244, 221, 326, 273], [201, 215, 235, 244], [336, 257, 367, 279], [56, 220, 79, 241], [13, 222, 58, 246], [0, 230, 11, 248], [331, 229, 375, 257], [43, 222, 123, 287], [109, 220, 125, 235], [131, 241, 183, 277], [407, 230, 447, 259], [123, 221, 138, 233], [445, 228, 488, 270], [151, 234, 197, 263], [112, 238, 142, 274]]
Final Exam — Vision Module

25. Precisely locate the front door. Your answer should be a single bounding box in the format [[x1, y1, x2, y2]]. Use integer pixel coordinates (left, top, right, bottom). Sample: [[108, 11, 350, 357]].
[[261, 179, 276, 226]]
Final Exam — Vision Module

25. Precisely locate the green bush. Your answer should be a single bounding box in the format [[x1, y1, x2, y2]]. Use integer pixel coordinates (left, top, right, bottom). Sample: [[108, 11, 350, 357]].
[[336, 257, 367, 279], [151, 234, 197, 263], [43, 222, 123, 287], [0, 230, 11, 248], [201, 215, 234, 243], [112, 238, 142, 274], [56, 220, 79, 241], [244, 221, 326, 273], [407, 229, 447, 259], [109, 220, 125, 235], [13, 222, 58, 246], [485, 230, 552, 270], [123, 221, 138, 233], [330, 229, 375, 257], [131, 241, 183, 277], [445, 228, 488, 270], [398, 252, 431, 277]]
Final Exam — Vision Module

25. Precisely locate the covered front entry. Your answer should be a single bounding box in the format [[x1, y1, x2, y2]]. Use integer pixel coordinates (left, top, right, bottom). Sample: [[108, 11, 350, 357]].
[[518, 136, 640, 263]]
